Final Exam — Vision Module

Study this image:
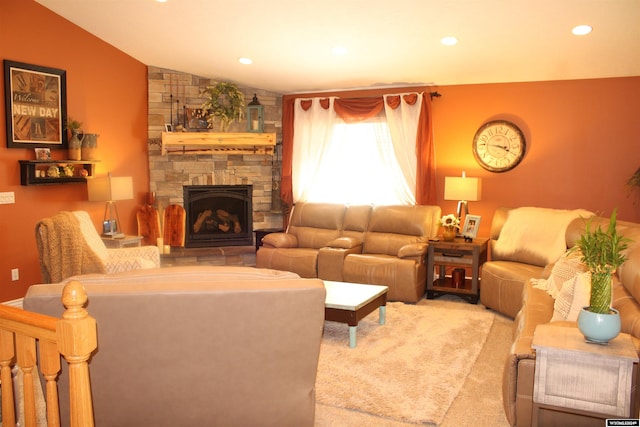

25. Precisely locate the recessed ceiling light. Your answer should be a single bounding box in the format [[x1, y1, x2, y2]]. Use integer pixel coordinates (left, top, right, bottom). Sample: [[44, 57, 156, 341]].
[[331, 46, 348, 56], [155, 0, 168, 3], [572, 25, 592, 36], [238, 57, 253, 65], [440, 36, 458, 46]]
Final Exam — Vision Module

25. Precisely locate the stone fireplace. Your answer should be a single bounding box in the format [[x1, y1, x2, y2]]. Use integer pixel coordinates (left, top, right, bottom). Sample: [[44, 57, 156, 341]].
[[146, 67, 284, 265], [184, 185, 253, 247]]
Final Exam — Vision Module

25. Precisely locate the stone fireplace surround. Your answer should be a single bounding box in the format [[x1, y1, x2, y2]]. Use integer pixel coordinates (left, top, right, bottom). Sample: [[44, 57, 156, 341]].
[[147, 66, 284, 267]]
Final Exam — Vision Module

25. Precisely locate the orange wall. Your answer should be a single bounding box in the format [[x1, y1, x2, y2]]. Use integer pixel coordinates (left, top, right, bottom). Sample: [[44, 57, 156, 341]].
[[432, 78, 640, 236], [0, 0, 149, 300], [1, 1, 639, 302]]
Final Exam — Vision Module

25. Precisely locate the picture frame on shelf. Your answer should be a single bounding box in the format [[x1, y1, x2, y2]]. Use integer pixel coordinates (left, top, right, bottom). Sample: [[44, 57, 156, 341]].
[[4, 60, 67, 149], [462, 215, 481, 239], [34, 147, 51, 160], [184, 107, 209, 131], [164, 123, 173, 132]]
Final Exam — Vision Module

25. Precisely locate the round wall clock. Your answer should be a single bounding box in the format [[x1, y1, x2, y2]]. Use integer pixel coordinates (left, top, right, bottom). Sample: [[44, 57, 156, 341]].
[[472, 120, 526, 172]]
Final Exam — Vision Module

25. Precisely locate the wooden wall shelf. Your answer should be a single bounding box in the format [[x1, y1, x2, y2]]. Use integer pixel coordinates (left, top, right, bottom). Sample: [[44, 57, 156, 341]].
[[161, 132, 276, 155], [19, 160, 98, 186]]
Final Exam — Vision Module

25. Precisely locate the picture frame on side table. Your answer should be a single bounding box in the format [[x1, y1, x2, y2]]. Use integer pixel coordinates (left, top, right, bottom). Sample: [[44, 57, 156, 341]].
[[4, 60, 67, 149], [462, 215, 481, 240]]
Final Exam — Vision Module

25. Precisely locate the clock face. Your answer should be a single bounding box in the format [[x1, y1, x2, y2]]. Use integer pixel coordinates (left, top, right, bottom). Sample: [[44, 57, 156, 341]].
[[472, 120, 526, 172]]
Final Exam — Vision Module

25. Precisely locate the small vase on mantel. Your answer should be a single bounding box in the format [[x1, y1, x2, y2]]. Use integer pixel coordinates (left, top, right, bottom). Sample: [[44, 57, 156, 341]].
[[442, 228, 457, 241]]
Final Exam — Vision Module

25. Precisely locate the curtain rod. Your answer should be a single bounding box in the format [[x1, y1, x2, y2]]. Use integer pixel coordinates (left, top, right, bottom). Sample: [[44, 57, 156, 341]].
[[430, 91, 442, 100]]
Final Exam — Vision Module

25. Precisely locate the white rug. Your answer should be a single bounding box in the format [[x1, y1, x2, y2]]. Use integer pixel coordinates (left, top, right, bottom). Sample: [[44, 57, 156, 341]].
[[316, 301, 495, 425]]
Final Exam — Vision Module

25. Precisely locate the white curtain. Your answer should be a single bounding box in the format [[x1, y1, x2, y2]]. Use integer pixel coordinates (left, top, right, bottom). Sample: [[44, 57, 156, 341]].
[[292, 98, 337, 202], [383, 92, 422, 203], [291, 94, 422, 205]]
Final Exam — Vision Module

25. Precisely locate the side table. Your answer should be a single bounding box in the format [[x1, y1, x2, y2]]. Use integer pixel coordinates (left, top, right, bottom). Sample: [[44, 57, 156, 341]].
[[532, 324, 639, 426], [254, 228, 283, 251], [425, 237, 488, 304], [101, 235, 144, 248]]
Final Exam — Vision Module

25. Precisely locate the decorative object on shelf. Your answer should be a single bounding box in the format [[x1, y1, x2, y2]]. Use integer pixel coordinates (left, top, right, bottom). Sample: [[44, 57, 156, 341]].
[[68, 129, 83, 160], [62, 164, 75, 177], [66, 117, 84, 160], [184, 108, 208, 131], [462, 214, 481, 241], [3, 60, 67, 149], [47, 165, 60, 178], [81, 133, 99, 160], [87, 174, 134, 237], [34, 147, 51, 160], [573, 208, 632, 344], [472, 120, 526, 172], [246, 94, 264, 133], [444, 171, 482, 223], [439, 214, 460, 241], [201, 81, 245, 131]]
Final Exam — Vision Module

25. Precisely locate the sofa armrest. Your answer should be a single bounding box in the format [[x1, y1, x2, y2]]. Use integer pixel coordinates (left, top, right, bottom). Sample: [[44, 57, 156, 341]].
[[397, 242, 428, 259], [326, 236, 363, 249], [262, 233, 298, 248]]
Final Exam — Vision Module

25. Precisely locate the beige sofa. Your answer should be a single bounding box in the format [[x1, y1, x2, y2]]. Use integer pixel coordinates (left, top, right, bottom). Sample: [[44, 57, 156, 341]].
[[256, 202, 441, 302], [24, 266, 326, 427], [480, 207, 640, 426]]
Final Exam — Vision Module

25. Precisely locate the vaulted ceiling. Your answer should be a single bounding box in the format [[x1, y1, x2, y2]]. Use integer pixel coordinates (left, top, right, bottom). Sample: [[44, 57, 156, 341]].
[[36, 0, 640, 94]]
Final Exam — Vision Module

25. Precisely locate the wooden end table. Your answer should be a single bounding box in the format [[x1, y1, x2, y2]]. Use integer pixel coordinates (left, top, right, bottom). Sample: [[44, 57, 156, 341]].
[[425, 236, 488, 304], [101, 235, 143, 248], [532, 324, 639, 425]]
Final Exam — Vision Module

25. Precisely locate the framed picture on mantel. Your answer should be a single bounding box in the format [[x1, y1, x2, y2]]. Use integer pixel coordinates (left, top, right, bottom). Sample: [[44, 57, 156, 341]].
[[184, 107, 209, 131], [3, 60, 68, 149]]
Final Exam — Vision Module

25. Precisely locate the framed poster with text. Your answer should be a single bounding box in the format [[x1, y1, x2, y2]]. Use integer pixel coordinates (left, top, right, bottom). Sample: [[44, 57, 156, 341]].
[[4, 60, 67, 149]]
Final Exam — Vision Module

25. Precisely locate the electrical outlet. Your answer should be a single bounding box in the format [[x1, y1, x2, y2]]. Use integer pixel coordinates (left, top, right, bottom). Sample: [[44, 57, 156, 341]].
[[11, 268, 19, 281], [0, 192, 15, 204]]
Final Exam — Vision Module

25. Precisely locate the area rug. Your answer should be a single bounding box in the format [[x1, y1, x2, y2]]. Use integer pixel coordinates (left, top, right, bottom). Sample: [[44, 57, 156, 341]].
[[315, 301, 495, 425]]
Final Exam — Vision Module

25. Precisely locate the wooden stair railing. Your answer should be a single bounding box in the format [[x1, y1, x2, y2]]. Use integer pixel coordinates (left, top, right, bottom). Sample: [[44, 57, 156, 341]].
[[0, 281, 97, 427]]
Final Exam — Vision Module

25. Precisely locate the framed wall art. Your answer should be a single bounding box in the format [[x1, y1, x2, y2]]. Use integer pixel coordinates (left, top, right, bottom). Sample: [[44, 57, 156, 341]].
[[4, 60, 67, 149], [462, 214, 481, 239]]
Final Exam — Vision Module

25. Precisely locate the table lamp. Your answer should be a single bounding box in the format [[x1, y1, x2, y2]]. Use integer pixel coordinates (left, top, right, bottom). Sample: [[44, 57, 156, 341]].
[[444, 172, 482, 221], [87, 174, 134, 236]]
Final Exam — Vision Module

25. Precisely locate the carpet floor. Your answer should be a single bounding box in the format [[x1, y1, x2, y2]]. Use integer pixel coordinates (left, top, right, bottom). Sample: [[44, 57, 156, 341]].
[[315, 296, 513, 426]]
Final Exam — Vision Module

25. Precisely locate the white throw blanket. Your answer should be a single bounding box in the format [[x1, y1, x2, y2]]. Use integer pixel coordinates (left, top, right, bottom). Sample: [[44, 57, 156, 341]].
[[493, 207, 593, 266]]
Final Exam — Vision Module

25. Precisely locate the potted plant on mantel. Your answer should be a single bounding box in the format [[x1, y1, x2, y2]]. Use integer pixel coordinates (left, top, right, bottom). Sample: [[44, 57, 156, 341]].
[[201, 81, 245, 132], [574, 208, 632, 344]]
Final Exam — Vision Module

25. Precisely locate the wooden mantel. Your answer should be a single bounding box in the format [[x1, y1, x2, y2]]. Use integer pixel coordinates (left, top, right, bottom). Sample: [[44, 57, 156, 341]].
[[161, 132, 276, 155]]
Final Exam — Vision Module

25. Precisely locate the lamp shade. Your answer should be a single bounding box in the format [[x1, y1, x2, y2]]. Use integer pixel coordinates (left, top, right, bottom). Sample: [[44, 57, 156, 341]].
[[87, 176, 134, 202], [444, 176, 482, 202]]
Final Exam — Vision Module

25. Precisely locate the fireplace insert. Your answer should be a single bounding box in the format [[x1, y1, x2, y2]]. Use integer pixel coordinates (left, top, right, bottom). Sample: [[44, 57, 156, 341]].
[[183, 185, 253, 247]]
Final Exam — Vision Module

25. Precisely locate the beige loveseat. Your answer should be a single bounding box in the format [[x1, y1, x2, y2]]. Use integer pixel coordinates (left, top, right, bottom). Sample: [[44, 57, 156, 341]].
[[256, 202, 441, 302], [480, 207, 640, 426], [24, 266, 326, 427]]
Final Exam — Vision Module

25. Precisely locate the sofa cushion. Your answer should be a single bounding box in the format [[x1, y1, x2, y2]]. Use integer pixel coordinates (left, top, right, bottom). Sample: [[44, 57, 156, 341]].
[[480, 261, 545, 319], [492, 207, 593, 267]]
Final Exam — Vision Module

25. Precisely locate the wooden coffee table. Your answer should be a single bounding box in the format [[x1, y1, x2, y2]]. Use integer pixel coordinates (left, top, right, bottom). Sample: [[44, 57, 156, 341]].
[[323, 281, 388, 348]]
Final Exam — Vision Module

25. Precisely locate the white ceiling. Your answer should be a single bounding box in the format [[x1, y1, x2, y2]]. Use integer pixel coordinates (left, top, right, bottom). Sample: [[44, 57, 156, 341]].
[[36, 0, 640, 94]]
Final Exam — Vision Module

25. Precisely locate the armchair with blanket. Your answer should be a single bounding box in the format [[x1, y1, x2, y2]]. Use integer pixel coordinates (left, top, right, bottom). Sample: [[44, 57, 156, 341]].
[[36, 210, 160, 283]]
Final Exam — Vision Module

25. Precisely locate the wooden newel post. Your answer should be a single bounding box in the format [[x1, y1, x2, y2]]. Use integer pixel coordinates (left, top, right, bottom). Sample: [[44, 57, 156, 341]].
[[57, 281, 97, 427]]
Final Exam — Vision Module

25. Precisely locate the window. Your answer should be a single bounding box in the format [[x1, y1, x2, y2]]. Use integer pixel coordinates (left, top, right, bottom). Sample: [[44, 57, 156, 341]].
[[302, 118, 415, 205]]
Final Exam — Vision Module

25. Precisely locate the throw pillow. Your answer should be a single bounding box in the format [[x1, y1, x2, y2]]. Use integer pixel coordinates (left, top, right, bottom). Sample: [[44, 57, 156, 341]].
[[532, 248, 587, 299], [551, 271, 591, 322], [493, 207, 593, 266]]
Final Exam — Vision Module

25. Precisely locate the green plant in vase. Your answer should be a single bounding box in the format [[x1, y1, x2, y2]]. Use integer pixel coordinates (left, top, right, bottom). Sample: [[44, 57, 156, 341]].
[[573, 208, 633, 343], [575, 209, 630, 313]]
